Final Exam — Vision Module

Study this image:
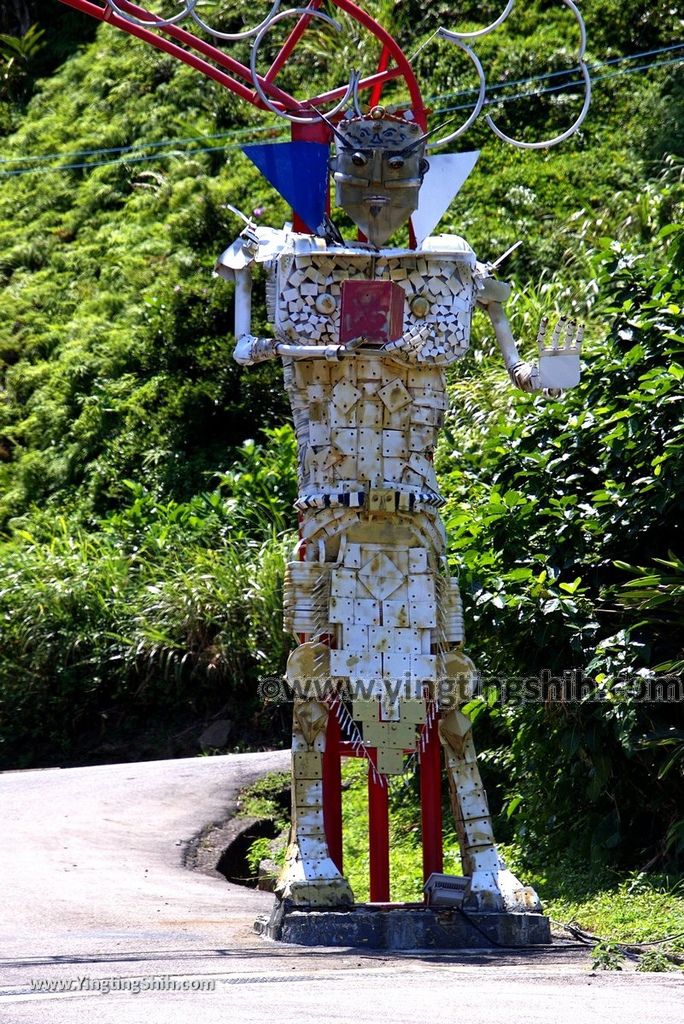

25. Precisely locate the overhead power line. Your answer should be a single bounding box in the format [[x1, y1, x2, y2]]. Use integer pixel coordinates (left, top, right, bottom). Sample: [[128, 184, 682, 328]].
[[1, 41, 680, 169], [0, 43, 681, 179], [0, 123, 282, 167], [425, 41, 684, 105], [433, 54, 684, 116]]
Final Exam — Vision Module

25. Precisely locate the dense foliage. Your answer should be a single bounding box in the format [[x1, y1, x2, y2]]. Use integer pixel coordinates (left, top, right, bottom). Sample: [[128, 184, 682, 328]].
[[0, 2, 682, 875], [440, 203, 684, 867]]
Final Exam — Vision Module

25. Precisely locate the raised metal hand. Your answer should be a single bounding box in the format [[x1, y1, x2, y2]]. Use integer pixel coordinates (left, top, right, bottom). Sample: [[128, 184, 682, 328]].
[[537, 315, 583, 390]]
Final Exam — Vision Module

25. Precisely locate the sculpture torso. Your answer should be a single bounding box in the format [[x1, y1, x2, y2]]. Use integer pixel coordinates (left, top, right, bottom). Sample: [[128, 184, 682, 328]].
[[263, 235, 479, 510]]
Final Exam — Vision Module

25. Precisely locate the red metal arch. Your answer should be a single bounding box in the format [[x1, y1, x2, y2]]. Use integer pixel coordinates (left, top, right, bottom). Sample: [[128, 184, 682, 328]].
[[57, 0, 426, 128]]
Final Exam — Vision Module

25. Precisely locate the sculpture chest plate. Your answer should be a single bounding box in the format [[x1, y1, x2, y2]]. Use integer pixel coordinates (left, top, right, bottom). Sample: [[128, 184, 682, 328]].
[[271, 244, 476, 355]]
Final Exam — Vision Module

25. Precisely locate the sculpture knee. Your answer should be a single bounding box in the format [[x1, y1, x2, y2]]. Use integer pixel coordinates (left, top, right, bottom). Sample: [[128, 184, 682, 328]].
[[285, 641, 335, 702], [438, 708, 473, 759]]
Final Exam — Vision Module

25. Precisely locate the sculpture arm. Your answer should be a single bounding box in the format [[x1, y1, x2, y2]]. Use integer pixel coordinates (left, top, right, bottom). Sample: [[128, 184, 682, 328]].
[[478, 275, 582, 394], [233, 268, 364, 366], [486, 299, 542, 393], [232, 266, 278, 366]]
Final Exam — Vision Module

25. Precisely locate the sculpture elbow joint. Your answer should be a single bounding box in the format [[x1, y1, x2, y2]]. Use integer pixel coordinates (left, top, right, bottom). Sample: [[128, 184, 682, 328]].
[[233, 334, 277, 366]]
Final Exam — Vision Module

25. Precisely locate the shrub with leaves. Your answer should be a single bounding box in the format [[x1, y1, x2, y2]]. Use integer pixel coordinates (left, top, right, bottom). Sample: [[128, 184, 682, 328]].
[[438, 188, 684, 866]]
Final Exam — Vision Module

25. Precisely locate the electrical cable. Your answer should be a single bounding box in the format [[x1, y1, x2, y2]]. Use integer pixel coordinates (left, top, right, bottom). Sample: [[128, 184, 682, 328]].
[[0, 138, 287, 177], [551, 919, 684, 955], [0, 123, 284, 166], [427, 910, 684, 954], [0, 43, 680, 178], [1, 40, 678, 167], [433, 53, 684, 116], [424, 41, 684, 105]]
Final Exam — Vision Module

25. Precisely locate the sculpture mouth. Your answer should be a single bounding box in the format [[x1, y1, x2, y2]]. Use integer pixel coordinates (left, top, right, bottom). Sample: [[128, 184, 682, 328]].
[[365, 195, 390, 205]]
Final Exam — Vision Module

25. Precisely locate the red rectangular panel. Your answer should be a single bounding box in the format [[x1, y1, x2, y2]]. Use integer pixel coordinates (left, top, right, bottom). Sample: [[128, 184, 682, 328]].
[[340, 279, 405, 346]]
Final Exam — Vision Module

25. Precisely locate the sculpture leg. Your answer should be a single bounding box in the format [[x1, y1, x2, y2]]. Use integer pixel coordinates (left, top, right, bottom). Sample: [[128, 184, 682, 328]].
[[439, 707, 541, 912], [275, 697, 354, 907]]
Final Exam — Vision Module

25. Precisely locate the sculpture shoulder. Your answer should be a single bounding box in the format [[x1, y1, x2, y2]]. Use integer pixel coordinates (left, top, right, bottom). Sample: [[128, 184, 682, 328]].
[[473, 260, 512, 305], [215, 225, 293, 280], [421, 233, 477, 267]]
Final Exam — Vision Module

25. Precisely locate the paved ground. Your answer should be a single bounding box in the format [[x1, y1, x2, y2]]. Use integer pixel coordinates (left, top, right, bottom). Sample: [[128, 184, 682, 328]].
[[1, 752, 681, 1023]]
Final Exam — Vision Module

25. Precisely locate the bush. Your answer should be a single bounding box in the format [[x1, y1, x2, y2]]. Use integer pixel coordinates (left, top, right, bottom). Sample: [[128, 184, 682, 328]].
[[438, 198, 684, 866]]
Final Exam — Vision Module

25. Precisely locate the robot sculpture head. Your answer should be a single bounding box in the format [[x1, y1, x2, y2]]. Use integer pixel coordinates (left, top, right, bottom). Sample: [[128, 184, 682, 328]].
[[330, 106, 428, 246]]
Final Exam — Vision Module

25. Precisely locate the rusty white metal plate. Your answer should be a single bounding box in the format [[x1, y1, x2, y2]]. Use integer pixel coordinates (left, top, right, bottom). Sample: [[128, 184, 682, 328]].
[[382, 429, 409, 458], [383, 458, 404, 482], [332, 380, 362, 415], [330, 428, 357, 455], [353, 598, 381, 625], [333, 650, 382, 679], [408, 549, 428, 572], [358, 400, 382, 428], [330, 570, 357, 599], [377, 378, 412, 413], [359, 553, 403, 600], [369, 626, 422, 654], [382, 651, 411, 681], [382, 600, 411, 629], [309, 422, 331, 447], [410, 600, 437, 628], [408, 574, 435, 603], [328, 596, 355, 624], [410, 654, 438, 683]]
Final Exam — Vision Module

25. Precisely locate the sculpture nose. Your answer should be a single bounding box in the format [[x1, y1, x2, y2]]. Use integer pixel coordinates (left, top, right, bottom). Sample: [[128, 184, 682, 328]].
[[370, 149, 383, 184]]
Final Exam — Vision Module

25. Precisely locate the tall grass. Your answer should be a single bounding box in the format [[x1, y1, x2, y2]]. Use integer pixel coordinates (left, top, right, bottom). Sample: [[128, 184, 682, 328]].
[[0, 431, 296, 768]]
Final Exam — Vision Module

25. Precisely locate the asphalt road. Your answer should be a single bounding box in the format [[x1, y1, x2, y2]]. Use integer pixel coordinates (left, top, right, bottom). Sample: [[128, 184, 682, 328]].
[[1, 751, 682, 1023]]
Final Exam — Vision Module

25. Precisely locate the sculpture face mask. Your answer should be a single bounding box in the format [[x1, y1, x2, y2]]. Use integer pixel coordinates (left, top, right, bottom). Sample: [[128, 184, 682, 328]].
[[331, 108, 427, 246]]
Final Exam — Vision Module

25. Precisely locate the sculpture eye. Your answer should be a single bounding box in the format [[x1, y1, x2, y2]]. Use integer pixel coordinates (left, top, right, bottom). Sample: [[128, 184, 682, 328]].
[[419, 158, 430, 175], [351, 151, 367, 166], [387, 154, 404, 169]]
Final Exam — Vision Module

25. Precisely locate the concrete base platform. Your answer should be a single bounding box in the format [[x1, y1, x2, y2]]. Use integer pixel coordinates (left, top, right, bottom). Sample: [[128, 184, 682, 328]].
[[255, 900, 552, 950]]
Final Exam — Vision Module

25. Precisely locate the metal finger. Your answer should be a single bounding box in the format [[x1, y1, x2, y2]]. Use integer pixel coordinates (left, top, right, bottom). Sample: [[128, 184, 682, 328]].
[[550, 316, 565, 349], [536, 316, 549, 347]]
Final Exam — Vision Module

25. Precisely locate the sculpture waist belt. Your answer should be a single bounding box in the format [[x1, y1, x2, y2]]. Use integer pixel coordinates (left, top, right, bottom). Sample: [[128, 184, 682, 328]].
[[294, 488, 445, 512]]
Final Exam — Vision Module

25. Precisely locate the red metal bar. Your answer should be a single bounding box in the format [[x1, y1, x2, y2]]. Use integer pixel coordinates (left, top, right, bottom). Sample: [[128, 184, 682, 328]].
[[290, 118, 332, 233], [369, 43, 391, 108], [265, 0, 324, 84], [59, 0, 299, 109], [59, 0, 426, 127], [323, 703, 344, 873], [308, 66, 404, 108], [420, 713, 444, 887], [59, 0, 253, 102], [330, 0, 426, 128], [368, 752, 390, 902], [111, 0, 302, 106]]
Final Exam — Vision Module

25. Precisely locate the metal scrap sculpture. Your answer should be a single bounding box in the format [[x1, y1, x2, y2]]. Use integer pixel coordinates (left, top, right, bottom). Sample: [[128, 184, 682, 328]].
[[59, 0, 589, 911]]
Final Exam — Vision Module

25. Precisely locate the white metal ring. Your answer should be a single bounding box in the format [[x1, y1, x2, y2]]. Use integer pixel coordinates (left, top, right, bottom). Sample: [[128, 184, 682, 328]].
[[191, 1, 283, 42], [249, 7, 352, 123], [105, 0, 198, 29], [484, 0, 590, 149], [426, 39, 486, 150], [485, 60, 591, 148], [437, 0, 515, 42]]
